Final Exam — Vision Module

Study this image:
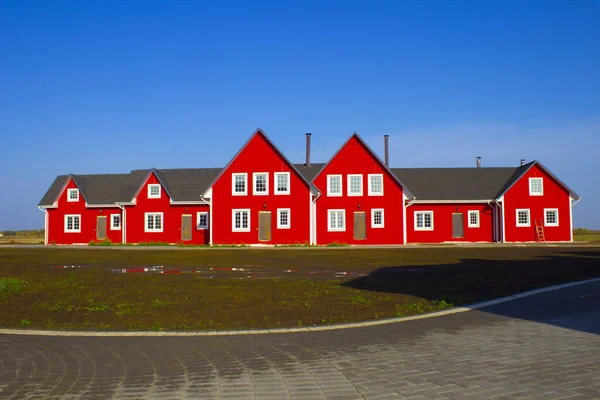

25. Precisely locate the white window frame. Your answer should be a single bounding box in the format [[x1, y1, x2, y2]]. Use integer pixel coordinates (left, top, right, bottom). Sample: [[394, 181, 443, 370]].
[[110, 214, 121, 230], [232, 173, 248, 196], [368, 174, 383, 196], [277, 208, 291, 229], [516, 209, 530, 227], [347, 174, 363, 196], [232, 209, 250, 232], [145, 212, 164, 232], [67, 188, 79, 202], [327, 175, 342, 197], [274, 172, 290, 195], [327, 209, 346, 232], [414, 211, 434, 231], [529, 178, 543, 196], [253, 173, 269, 196], [371, 208, 384, 228], [197, 212, 209, 230], [544, 208, 559, 227], [148, 184, 161, 199], [64, 214, 81, 233], [467, 210, 480, 228]]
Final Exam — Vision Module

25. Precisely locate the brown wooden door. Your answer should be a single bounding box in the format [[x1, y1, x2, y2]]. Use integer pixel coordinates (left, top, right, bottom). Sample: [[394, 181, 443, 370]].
[[181, 215, 192, 241], [354, 212, 366, 240], [452, 213, 464, 238], [96, 216, 107, 240], [258, 212, 272, 241]]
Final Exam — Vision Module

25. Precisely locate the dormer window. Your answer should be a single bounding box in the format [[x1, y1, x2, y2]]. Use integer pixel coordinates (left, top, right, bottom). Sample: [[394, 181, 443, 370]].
[[148, 184, 161, 198], [529, 178, 543, 196], [67, 189, 79, 202]]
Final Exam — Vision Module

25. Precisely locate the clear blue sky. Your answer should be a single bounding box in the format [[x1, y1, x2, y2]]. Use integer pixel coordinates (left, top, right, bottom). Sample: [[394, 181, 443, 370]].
[[1, 0, 598, 230]]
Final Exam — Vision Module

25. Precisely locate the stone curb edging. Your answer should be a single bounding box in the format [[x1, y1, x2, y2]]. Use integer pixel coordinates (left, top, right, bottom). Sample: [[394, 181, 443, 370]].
[[2, 277, 599, 337]]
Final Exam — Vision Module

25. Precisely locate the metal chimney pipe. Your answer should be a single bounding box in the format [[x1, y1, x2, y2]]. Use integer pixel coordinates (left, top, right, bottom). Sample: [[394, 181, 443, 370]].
[[305, 133, 312, 167], [476, 157, 482, 168], [520, 159, 525, 166], [384, 135, 390, 167]]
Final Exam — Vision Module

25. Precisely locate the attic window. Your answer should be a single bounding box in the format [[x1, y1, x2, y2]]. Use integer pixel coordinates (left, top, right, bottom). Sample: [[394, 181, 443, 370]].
[[67, 189, 79, 202], [529, 178, 543, 196], [148, 184, 161, 198]]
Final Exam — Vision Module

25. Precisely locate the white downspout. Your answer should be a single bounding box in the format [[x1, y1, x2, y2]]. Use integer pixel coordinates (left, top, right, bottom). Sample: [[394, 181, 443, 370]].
[[312, 192, 321, 245], [500, 199, 506, 243], [487, 201, 496, 243], [404, 197, 415, 244], [208, 195, 213, 246], [570, 197, 580, 242], [38, 206, 48, 245], [116, 203, 126, 244]]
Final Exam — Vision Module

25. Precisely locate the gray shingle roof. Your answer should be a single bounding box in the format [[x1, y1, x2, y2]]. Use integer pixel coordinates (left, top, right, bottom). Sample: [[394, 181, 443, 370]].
[[153, 168, 223, 201], [38, 175, 69, 206], [293, 163, 326, 182]]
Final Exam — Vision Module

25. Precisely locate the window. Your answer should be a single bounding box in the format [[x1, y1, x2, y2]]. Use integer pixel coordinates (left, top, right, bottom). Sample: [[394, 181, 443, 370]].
[[111, 214, 121, 230], [277, 208, 290, 229], [328, 210, 345, 231], [516, 209, 530, 227], [232, 173, 247, 195], [145, 213, 163, 232], [67, 189, 79, 202], [529, 178, 543, 196], [468, 211, 480, 228], [371, 209, 384, 228], [253, 173, 268, 195], [544, 209, 559, 227], [148, 184, 161, 199], [368, 174, 383, 196], [64, 215, 81, 232], [274, 172, 290, 195], [197, 212, 209, 229], [327, 175, 342, 196], [232, 209, 250, 232], [347, 175, 363, 196], [415, 211, 433, 231]]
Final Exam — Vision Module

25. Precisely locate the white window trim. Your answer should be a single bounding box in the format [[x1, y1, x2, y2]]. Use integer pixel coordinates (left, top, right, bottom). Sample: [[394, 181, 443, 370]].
[[371, 208, 384, 228], [197, 212, 209, 230], [253, 172, 269, 196], [347, 174, 363, 196], [327, 209, 346, 232], [467, 210, 480, 228], [232, 173, 248, 196], [414, 211, 434, 231], [232, 209, 250, 232], [274, 172, 290, 195], [529, 177, 544, 196], [64, 214, 81, 233], [368, 174, 384, 196], [327, 175, 342, 197], [110, 214, 121, 231], [544, 208, 559, 227], [67, 189, 79, 202], [145, 212, 164, 232], [277, 208, 291, 229], [148, 184, 161, 199], [516, 209, 530, 227]]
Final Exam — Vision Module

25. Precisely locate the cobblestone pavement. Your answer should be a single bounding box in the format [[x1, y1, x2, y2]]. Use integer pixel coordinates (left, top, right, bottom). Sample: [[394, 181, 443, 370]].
[[1, 281, 599, 399]]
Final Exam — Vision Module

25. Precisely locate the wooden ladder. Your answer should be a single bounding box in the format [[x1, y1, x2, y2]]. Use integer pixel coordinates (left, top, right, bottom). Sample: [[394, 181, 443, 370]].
[[535, 220, 546, 242]]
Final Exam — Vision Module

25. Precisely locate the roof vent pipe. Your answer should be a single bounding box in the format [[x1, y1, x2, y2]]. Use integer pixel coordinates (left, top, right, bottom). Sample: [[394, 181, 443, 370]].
[[520, 159, 525, 166], [384, 135, 390, 167], [305, 133, 312, 167], [476, 157, 482, 168]]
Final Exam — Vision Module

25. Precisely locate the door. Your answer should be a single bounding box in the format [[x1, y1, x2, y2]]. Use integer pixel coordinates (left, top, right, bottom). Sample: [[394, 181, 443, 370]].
[[181, 215, 192, 241], [258, 212, 272, 241], [354, 212, 366, 240], [452, 213, 464, 239], [96, 216, 107, 240]]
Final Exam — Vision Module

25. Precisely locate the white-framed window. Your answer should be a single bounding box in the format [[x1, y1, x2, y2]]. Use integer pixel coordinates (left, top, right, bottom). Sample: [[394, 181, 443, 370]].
[[468, 210, 480, 228], [516, 209, 530, 227], [197, 212, 209, 229], [253, 173, 268, 195], [415, 211, 433, 231], [67, 189, 79, 202], [368, 174, 383, 196], [277, 208, 290, 229], [232, 209, 250, 232], [145, 212, 163, 232], [529, 178, 543, 196], [328, 210, 345, 232], [148, 184, 161, 199], [274, 172, 290, 195], [544, 209, 559, 227], [111, 214, 121, 230], [371, 209, 384, 228], [232, 173, 247, 195], [327, 175, 342, 197], [347, 174, 363, 196], [64, 214, 81, 232]]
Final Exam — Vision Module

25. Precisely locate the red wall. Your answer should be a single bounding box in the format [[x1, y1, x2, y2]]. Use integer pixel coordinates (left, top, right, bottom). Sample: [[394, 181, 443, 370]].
[[125, 173, 210, 244], [503, 164, 572, 242], [313, 136, 405, 245], [406, 203, 494, 243], [211, 132, 312, 245], [47, 179, 123, 244]]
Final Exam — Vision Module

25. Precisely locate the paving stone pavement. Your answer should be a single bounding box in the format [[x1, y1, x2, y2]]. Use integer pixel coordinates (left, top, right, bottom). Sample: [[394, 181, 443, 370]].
[[0, 281, 599, 400]]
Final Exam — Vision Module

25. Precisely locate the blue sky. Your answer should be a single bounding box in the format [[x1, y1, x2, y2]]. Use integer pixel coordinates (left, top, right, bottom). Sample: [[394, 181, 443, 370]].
[[1, 0, 598, 230]]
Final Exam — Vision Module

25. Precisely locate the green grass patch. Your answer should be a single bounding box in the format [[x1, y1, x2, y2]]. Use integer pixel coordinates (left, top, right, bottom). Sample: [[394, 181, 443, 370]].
[[0, 277, 28, 298]]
